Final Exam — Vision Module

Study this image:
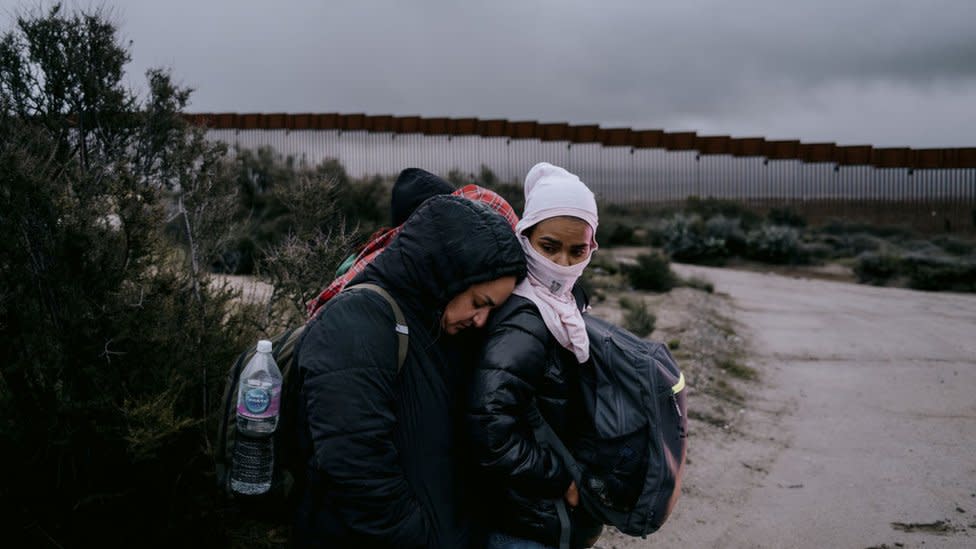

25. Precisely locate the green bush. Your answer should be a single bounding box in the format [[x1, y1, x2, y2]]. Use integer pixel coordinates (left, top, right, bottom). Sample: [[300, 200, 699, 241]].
[[214, 152, 388, 275], [684, 196, 762, 230], [258, 174, 360, 319], [620, 297, 656, 337], [767, 206, 807, 227], [680, 275, 714, 293], [745, 224, 808, 264], [663, 214, 729, 265], [209, 147, 294, 274], [627, 252, 677, 292], [854, 252, 976, 292], [900, 239, 944, 255], [0, 5, 278, 545], [588, 251, 621, 275], [812, 232, 886, 260], [333, 172, 390, 232], [645, 218, 669, 247], [0, 6, 355, 545], [802, 241, 835, 261], [931, 235, 976, 256], [705, 215, 746, 255], [817, 220, 916, 241], [901, 254, 976, 292], [719, 358, 759, 381], [597, 221, 639, 247], [854, 252, 902, 285], [848, 233, 883, 254]]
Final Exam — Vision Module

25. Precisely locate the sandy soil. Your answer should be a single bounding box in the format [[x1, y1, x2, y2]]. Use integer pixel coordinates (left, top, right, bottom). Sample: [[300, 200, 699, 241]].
[[213, 274, 273, 304], [598, 263, 976, 549]]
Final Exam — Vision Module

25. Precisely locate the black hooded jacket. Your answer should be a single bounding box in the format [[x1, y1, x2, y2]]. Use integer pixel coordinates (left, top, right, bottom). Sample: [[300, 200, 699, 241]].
[[294, 195, 525, 549], [467, 289, 602, 547], [390, 168, 455, 227]]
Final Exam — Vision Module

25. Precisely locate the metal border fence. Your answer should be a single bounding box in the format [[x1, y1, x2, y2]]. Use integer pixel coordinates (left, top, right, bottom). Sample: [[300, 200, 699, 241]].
[[190, 113, 976, 232]]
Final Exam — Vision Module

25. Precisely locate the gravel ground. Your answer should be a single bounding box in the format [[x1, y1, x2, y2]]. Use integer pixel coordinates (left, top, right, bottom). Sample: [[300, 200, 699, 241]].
[[597, 261, 976, 549]]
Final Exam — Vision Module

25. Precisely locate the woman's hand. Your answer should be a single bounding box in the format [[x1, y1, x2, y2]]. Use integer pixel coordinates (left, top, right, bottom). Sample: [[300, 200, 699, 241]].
[[565, 481, 579, 507]]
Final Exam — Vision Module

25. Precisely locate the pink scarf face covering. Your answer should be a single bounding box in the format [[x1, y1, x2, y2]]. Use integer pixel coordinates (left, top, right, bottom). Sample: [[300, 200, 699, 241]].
[[513, 234, 593, 363], [511, 162, 599, 364]]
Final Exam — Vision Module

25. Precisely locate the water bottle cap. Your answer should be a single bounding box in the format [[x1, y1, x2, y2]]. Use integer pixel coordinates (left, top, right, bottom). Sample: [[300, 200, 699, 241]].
[[256, 340, 273, 353]]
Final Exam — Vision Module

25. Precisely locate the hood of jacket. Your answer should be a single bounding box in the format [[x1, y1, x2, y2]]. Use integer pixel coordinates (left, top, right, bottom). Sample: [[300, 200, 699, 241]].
[[390, 168, 456, 227], [354, 194, 527, 329]]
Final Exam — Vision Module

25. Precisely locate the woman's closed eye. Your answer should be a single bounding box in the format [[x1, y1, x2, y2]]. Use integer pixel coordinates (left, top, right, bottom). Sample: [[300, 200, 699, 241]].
[[473, 294, 497, 310]]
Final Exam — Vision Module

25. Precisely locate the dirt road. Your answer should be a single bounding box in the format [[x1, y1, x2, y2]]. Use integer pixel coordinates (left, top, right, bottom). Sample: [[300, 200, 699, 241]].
[[219, 268, 976, 547], [609, 265, 976, 549]]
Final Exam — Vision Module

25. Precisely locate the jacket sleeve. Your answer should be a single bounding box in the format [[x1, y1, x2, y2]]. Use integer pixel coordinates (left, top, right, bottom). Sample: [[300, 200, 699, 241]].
[[299, 292, 429, 548], [467, 310, 571, 498]]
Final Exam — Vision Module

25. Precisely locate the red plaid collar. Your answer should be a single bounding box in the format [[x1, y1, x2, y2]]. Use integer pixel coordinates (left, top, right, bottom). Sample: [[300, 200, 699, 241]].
[[305, 185, 518, 318]]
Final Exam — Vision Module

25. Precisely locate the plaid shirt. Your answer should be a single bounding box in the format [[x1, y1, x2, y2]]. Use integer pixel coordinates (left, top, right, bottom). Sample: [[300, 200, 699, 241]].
[[306, 184, 519, 318]]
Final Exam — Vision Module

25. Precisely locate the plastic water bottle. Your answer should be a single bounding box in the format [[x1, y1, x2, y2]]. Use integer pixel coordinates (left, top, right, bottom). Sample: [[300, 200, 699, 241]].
[[230, 339, 282, 496]]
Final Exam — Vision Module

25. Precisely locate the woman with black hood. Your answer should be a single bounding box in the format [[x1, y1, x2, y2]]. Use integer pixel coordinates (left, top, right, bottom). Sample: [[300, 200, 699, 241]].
[[294, 194, 527, 548]]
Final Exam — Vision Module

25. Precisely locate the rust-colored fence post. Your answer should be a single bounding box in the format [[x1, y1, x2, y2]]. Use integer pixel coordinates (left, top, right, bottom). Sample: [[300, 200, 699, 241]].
[[190, 112, 976, 234]]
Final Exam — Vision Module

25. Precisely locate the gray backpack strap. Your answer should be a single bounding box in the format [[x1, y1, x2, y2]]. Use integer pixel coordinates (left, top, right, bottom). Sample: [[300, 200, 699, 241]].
[[526, 404, 583, 482], [555, 499, 571, 549], [526, 403, 583, 549], [346, 283, 409, 371]]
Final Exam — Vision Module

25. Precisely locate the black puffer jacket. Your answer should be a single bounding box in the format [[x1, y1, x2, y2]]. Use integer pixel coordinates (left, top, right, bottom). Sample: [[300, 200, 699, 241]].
[[294, 195, 525, 548], [467, 290, 602, 547]]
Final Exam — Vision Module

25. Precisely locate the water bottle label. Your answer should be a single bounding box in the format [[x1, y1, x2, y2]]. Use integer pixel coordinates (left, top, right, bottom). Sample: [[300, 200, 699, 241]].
[[243, 388, 270, 414], [238, 385, 280, 419]]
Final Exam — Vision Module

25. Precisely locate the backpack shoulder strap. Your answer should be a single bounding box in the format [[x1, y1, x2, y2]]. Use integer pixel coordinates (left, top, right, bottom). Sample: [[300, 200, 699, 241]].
[[272, 325, 301, 362], [526, 403, 582, 479], [345, 283, 409, 372], [526, 403, 581, 549]]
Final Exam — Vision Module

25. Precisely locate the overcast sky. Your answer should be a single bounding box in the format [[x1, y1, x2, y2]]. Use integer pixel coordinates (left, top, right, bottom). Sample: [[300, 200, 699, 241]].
[[4, 0, 976, 148]]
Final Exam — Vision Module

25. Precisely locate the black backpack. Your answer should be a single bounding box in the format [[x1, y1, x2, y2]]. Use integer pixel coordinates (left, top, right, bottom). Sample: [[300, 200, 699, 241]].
[[215, 283, 409, 505], [529, 313, 688, 549]]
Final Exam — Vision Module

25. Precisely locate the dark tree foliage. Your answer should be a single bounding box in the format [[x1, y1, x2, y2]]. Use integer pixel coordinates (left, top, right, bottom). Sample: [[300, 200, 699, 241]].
[[214, 149, 386, 277], [230, 148, 364, 323], [0, 5, 263, 545], [209, 147, 301, 275]]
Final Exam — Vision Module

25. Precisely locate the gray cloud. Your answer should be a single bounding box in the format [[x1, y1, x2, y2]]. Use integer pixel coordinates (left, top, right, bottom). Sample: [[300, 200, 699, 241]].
[[2, 0, 974, 146]]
